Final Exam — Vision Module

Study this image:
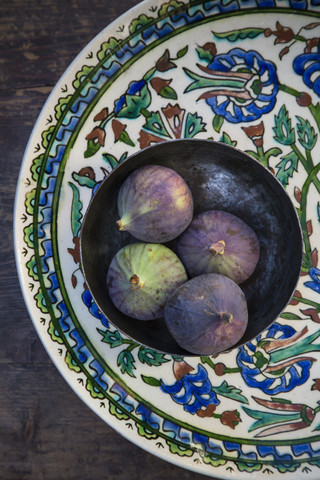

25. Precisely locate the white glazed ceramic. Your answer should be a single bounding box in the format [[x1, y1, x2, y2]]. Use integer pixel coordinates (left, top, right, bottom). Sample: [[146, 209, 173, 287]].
[[14, 1, 320, 477]]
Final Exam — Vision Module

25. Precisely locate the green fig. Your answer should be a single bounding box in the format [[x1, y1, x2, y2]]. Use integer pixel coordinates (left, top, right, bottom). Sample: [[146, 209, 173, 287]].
[[107, 243, 188, 320]]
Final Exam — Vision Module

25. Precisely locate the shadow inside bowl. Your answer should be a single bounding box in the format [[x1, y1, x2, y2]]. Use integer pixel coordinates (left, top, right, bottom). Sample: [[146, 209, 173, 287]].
[[80, 139, 303, 356]]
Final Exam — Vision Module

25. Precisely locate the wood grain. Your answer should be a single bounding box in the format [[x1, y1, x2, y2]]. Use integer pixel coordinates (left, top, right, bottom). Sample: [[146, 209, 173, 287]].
[[0, 1, 218, 478]]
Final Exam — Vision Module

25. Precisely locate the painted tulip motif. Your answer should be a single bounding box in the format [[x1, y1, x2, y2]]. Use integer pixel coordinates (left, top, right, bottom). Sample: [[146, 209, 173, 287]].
[[184, 48, 279, 123], [244, 396, 320, 438], [237, 323, 320, 395]]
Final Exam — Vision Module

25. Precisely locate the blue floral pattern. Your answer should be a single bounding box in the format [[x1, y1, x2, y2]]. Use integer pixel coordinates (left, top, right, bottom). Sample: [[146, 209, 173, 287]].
[[293, 41, 320, 96], [237, 323, 314, 395], [160, 365, 219, 414], [185, 48, 279, 123]]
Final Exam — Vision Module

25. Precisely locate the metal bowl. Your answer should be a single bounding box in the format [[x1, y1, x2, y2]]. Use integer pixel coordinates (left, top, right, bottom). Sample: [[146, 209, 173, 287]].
[[80, 139, 303, 355]]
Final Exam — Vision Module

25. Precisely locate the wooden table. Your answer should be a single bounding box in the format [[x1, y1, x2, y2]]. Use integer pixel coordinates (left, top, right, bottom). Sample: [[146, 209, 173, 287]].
[[0, 1, 217, 478]]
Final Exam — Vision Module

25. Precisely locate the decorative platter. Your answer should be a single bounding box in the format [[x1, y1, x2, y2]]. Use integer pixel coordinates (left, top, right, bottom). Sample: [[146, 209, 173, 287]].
[[14, 0, 320, 477]]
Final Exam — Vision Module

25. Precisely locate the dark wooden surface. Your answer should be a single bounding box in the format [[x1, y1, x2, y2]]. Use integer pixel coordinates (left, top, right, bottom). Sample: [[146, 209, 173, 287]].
[[0, 1, 218, 479]]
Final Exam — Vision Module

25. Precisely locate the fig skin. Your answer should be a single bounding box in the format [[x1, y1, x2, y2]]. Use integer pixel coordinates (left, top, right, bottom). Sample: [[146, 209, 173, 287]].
[[117, 165, 194, 243], [164, 273, 248, 355], [107, 242, 188, 320], [177, 210, 260, 284]]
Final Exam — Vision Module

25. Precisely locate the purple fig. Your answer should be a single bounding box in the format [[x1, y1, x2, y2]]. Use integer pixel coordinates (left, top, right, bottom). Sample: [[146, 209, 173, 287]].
[[107, 243, 187, 320], [164, 273, 248, 355], [177, 210, 260, 284], [116, 165, 194, 243]]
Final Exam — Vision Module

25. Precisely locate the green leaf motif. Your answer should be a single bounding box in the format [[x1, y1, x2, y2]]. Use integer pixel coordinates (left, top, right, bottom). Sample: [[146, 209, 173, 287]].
[[243, 405, 300, 432], [84, 139, 101, 158], [275, 151, 298, 186], [136, 423, 158, 439], [138, 347, 169, 366], [141, 374, 162, 387], [166, 440, 194, 457], [97, 37, 122, 61], [118, 129, 135, 147], [116, 84, 151, 119], [55, 95, 73, 120], [265, 147, 282, 161], [176, 45, 188, 58], [34, 287, 48, 314], [212, 380, 248, 404], [25, 189, 36, 215], [213, 28, 264, 42], [273, 462, 300, 474], [48, 320, 63, 344], [317, 202, 320, 224], [202, 455, 227, 467], [86, 378, 105, 399], [142, 111, 170, 137], [65, 351, 81, 373], [102, 153, 118, 170], [68, 182, 83, 238], [98, 328, 124, 348], [129, 14, 154, 35], [26, 255, 38, 281], [159, 0, 185, 16], [280, 312, 302, 320], [31, 154, 44, 182], [159, 85, 177, 100], [273, 105, 295, 145], [23, 224, 34, 249], [220, 132, 237, 146], [184, 112, 206, 138], [71, 171, 96, 189], [109, 402, 130, 421], [296, 116, 317, 150], [212, 114, 224, 133], [41, 125, 55, 149], [309, 102, 320, 133], [237, 462, 263, 473], [117, 350, 136, 377], [196, 45, 215, 63]]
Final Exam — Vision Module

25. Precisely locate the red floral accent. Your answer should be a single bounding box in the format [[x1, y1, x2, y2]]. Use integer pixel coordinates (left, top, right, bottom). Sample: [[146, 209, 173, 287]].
[[94, 107, 109, 121], [112, 119, 126, 141], [156, 49, 176, 72], [161, 104, 186, 138], [312, 378, 320, 391], [85, 127, 105, 146], [150, 77, 172, 94], [138, 130, 165, 149], [78, 166, 95, 180], [197, 404, 217, 417], [297, 92, 312, 106], [289, 290, 302, 305], [301, 308, 320, 324], [173, 360, 194, 381], [214, 363, 226, 376], [242, 121, 264, 147], [68, 236, 80, 264], [220, 410, 241, 429]]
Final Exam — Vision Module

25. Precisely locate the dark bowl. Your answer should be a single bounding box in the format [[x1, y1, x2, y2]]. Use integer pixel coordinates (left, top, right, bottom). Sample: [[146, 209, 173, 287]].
[[80, 139, 303, 356]]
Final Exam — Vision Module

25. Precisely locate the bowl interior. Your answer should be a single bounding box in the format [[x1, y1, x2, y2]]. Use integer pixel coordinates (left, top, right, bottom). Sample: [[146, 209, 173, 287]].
[[80, 139, 302, 355]]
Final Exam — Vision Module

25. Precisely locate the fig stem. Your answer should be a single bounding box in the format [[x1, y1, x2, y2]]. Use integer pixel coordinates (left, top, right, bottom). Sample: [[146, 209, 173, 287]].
[[130, 274, 145, 288], [116, 219, 125, 231], [209, 240, 225, 256], [219, 312, 233, 324]]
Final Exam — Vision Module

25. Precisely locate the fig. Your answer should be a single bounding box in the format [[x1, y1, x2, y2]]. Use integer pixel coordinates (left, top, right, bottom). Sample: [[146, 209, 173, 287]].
[[177, 210, 260, 284], [164, 273, 248, 355], [107, 242, 188, 320], [116, 165, 194, 243]]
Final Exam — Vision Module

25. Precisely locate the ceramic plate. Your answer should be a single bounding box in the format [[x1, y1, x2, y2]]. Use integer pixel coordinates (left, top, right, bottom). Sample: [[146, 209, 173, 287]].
[[14, 1, 320, 478]]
